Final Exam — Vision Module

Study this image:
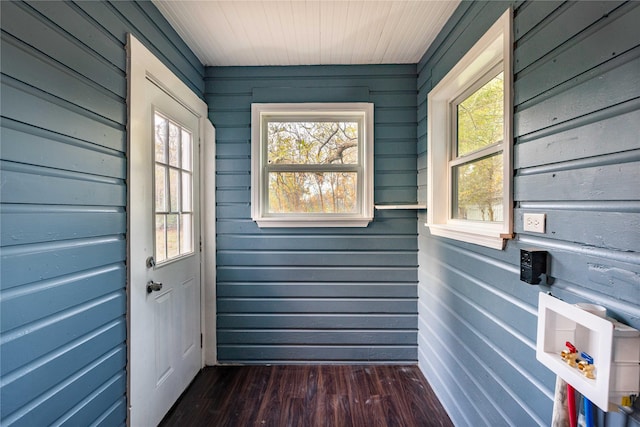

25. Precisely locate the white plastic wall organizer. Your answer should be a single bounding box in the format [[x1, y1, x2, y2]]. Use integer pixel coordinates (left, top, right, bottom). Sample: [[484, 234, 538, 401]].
[[536, 292, 640, 411]]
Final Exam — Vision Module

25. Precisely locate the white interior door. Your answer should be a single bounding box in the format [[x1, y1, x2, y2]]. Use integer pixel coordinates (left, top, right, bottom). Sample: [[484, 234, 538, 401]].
[[127, 34, 207, 427]]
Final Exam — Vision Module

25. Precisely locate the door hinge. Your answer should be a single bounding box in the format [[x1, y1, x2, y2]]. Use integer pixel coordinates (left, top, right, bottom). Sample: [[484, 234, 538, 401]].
[[199, 239, 202, 253], [200, 333, 203, 348]]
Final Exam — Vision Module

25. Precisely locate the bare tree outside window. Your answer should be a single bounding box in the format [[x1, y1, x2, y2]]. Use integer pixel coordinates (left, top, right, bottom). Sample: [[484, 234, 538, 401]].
[[266, 120, 360, 214]]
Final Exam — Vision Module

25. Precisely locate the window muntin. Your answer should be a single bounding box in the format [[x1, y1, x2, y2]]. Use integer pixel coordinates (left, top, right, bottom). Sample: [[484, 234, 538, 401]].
[[426, 8, 512, 250], [154, 111, 194, 263], [252, 103, 374, 227]]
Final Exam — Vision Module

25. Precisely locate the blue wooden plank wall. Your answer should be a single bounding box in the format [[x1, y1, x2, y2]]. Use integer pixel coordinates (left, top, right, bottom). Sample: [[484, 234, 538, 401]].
[[417, 1, 640, 426], [205, 65, 420, 363], [0, 1, 203, 425]]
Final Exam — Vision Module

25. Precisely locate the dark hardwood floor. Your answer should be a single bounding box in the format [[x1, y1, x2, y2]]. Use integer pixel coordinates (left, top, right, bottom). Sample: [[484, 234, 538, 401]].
[[159, 365, 453, 427]]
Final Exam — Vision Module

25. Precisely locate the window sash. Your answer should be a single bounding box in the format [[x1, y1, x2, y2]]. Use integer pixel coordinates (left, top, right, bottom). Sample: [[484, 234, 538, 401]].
[[448, 65, 506, 224], [450, 63, 504, 165], [262, 117, 363, 167], [450, 151, 504, 222]]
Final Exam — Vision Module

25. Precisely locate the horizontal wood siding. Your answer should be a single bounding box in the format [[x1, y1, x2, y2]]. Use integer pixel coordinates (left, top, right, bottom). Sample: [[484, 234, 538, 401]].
[[206, 65, 419, 363], [0, 1, 203, 425], [417, 1, 640, 426]]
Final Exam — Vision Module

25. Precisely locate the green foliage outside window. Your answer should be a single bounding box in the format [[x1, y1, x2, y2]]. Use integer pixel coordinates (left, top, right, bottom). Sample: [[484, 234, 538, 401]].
[[454, 72, 504, 222]]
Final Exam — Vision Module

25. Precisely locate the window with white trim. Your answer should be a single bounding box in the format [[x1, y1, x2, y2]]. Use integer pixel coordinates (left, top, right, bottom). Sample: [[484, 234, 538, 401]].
[[251, 103, 374, 227], [153, 111, 194, 263], [426, 9, 513, 250]]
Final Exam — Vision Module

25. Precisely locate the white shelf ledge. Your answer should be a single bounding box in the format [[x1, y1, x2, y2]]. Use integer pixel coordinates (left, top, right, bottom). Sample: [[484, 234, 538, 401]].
[[374, 204, 427, 210]]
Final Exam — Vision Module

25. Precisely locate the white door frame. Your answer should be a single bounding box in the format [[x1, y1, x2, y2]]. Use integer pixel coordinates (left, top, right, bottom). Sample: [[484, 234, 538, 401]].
[[126, 33, 216, 424], [202, 120, 217, 365]]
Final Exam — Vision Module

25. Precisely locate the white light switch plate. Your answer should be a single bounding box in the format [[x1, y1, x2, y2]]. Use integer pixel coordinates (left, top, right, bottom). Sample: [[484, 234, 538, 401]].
[[523, 213, 546, 233]]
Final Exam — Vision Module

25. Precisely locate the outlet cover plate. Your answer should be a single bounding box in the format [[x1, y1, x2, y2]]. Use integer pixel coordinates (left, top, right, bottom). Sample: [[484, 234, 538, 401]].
[[524, 213, 546, 233]]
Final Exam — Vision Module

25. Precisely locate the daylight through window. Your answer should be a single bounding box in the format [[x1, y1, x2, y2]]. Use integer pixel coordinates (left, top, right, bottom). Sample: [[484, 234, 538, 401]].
[[154, 111, 194, 263], [267, 120, 360, 214], [452, 71, 504, 222]]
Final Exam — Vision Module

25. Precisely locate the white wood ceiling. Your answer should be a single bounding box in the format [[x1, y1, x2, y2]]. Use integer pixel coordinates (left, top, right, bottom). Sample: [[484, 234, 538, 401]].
[[152, 1, 461, 66]]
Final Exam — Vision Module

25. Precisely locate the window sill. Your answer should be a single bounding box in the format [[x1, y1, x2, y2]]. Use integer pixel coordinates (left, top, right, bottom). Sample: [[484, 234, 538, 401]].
[[255, 217, 372, 228], [375, 204, 427, 210], [425, 223, 513, 250]]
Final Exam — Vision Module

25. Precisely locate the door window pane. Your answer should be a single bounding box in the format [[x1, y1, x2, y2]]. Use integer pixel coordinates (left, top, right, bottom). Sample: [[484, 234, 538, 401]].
[[182, 172, 192, 212], [169, 168, 180, 212], [168, 122, 180, 167], [181, 214, 192, 254], [182, 130, 192, 171], [155, 115, 168, 163], [155, 215, 167, 263], [166, 214, 179, 259], [155, 165, 167, 212], [153, 111, 195, 264]]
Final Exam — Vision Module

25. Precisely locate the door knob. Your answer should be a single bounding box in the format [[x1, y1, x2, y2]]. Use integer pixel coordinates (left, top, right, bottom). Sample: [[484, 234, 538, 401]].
[[147, 281, 163, 293]]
